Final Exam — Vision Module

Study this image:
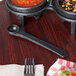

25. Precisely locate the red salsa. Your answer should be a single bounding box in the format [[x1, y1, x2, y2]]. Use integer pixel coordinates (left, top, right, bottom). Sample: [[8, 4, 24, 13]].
[[10, 0, 43, 7]]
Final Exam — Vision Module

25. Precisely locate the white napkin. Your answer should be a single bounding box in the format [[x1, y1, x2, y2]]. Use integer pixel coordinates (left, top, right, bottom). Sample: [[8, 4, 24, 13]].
[[0, 64, 44, 76], [0, 0, 3, 2]]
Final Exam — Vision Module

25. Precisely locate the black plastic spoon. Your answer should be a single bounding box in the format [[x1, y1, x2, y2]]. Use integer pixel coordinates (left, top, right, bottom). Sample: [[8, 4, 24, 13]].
[[8, 25, 69, 58]]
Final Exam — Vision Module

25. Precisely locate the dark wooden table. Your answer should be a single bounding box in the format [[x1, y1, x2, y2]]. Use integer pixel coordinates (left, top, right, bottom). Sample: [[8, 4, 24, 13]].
[[0, 1, 76, 76]]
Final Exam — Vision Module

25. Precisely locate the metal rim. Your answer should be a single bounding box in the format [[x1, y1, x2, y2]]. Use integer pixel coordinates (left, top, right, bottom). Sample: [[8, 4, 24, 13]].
[[55, 0, 76, 15], [6, 2, 46, 16], [54, 8, 76, 22], [52, 0, 76, 22], [6, 0, 47, 10]]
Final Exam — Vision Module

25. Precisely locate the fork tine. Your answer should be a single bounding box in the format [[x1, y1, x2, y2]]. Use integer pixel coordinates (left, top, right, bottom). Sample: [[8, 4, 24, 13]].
[[24, 58, 27, 74], [30, 58, 31, 74], [24, 58, 35, 76], [32, 58, 35, 74], [28, 58, 29, 74]]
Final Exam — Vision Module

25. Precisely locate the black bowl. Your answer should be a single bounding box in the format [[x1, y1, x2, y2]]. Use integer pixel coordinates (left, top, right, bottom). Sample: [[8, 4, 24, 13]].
[[6, 0, 47, 13], [52, 0, 76, 21]]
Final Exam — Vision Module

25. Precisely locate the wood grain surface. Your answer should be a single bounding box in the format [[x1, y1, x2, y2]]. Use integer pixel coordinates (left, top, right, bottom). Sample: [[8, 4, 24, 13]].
[[0, 1, 76, 76]]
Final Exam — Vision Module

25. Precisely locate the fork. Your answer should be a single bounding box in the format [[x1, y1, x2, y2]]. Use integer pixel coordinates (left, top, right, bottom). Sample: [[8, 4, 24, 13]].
[[24, 58, 35, 76]]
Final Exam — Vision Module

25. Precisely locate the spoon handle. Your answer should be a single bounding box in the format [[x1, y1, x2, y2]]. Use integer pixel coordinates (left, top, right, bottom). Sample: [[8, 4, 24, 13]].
[[8, 25, 69, 58]]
